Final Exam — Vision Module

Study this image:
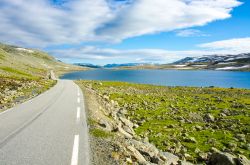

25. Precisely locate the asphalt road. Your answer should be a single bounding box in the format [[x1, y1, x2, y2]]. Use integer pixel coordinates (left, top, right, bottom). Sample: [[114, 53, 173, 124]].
[[0, 80, 90, 165]]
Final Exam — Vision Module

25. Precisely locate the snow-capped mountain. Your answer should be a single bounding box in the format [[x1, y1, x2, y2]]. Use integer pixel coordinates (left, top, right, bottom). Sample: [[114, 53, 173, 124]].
[[173, 53, 250, 64]]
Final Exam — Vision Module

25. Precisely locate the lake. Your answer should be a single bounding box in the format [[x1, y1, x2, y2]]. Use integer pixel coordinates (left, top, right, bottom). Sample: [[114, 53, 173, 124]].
[[61, 69, 250, 89]]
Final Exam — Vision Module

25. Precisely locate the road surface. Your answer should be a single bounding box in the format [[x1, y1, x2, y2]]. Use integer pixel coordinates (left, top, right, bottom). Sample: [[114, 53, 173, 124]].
[[0, 80, 90, 165]]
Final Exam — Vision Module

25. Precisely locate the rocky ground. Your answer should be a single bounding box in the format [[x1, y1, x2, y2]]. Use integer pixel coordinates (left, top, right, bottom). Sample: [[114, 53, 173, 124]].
[[0, 76, 56, 112], [77, 80, 250, 165]]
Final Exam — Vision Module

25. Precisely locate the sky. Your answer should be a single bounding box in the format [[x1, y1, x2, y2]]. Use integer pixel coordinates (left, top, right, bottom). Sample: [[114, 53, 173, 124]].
[[0, 0, 250, 65]]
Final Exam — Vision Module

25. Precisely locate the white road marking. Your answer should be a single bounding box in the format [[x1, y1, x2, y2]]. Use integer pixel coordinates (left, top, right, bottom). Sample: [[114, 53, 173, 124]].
[[77, 107, 80, 120], [77, 97, 80, 103], [71, 135, 79, 165], [77, 88, 80, 96]]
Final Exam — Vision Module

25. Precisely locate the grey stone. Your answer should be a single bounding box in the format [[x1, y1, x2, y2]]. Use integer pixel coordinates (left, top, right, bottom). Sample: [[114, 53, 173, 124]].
[[127, 146, 147, 164], [208, 152, 237, 165]]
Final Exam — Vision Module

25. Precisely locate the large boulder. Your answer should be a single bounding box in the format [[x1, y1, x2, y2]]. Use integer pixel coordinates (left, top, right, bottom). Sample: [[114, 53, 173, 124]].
[[208, 152, 237, 165]]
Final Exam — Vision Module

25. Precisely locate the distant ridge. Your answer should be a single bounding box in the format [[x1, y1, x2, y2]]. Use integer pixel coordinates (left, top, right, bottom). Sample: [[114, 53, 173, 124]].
[[169, 53, 250, 71], [74, 63, 151, 68], [172, 53, 250, 65]]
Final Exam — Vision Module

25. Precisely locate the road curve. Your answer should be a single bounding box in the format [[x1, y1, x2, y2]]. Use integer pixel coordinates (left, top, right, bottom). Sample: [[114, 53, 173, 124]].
[[0, 80, 90, 165]]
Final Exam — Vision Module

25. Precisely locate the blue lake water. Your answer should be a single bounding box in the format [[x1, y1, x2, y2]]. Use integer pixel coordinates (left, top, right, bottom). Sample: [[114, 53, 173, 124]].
[[61, 69, 250, 89]]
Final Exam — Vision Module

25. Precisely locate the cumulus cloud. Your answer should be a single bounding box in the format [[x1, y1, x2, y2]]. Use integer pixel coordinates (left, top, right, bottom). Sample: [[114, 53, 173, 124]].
[[98, 0, 241, 41], [199, 37, 250, 53], [0, 0, 114, 47], [0, 0, 242, 47]]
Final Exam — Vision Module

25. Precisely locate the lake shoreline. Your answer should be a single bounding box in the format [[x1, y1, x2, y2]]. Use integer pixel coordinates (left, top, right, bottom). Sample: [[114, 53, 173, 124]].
[[61, 69, 250, 89]]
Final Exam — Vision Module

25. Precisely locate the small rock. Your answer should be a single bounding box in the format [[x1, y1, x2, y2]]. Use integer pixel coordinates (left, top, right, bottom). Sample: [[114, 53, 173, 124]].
[[194, 125, 203, 131], [178, 161, 194, 165], [161, 152, 179, 165], [143, 137, 149, 143], [126, 157, 133, 164], [198, 152, 208, 161], [98, 119, 113, 131], [204, 113, 215, 122], [236, 134, 246, 142], [118, 126, 133, 139], [119, 117, 134, 128], [235, 154, 250, 165], [184, 137, 197, 143], [127, 146, 147, 164], [184, 153, 193, 161]]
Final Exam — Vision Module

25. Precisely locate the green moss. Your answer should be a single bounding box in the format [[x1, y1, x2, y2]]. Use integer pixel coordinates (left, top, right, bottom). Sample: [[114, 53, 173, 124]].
[[90, 128, 113, 138], [88, 118, 97, 126], [0, 66, 34, 78]]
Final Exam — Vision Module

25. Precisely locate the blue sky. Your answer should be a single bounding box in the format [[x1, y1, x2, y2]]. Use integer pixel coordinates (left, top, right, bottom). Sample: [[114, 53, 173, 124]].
[[0, 0, 250, 65]]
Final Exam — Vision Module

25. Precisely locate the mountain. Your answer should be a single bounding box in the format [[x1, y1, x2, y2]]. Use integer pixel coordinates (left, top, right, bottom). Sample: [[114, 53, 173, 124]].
[[74, 63, 102, 68], [171, 53, 250, 71], [173, 53, 250, 64], [74, 62, 150, 68], [104, 63, 148, 68]]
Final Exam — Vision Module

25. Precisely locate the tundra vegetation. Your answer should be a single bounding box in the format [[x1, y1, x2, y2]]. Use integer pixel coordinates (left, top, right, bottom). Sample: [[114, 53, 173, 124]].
[[78, 80, 250, 164], [0, 43, 85, 111]]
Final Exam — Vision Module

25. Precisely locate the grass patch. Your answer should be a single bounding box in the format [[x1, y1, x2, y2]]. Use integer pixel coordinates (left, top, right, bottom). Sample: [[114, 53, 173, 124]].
[[0, 66, 35, 78], [90, 128, 114, 138]]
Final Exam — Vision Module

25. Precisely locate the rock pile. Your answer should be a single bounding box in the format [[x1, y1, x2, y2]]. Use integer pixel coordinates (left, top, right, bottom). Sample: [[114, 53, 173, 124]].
[[95, 92, 196, 165]]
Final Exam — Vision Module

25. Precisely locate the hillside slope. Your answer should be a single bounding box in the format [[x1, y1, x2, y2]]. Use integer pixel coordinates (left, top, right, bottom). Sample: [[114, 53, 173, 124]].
[[0, 43, 85, 79], [0, 43, 86, 111]]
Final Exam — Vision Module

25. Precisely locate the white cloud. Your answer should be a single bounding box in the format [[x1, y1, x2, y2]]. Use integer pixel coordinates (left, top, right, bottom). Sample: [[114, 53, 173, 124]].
[[0, 0, 242, 47], [176, 29, 208, 37], [199, 37, 250, 53], [0, 0, 114, 47], [98, 0, 241, 41]]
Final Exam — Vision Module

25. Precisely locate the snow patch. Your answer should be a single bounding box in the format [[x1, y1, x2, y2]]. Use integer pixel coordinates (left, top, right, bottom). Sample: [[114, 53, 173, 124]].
[[216, 65, 250, 70], [173, 65, 187, 67], [16, 48, 34, 53], [217, 62, 236, 65]]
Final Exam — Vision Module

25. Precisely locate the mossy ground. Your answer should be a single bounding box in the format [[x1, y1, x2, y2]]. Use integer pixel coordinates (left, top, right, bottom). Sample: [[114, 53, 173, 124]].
[[90, 128, 114, 138], [78, 80, 250, 163]]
